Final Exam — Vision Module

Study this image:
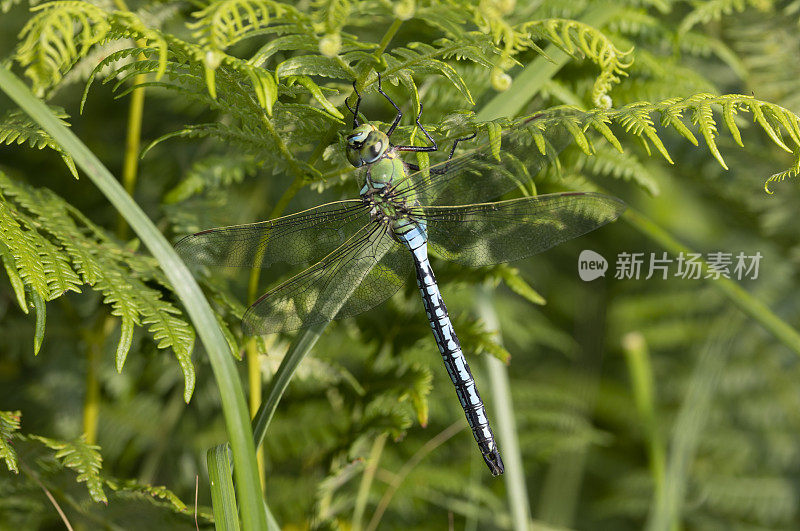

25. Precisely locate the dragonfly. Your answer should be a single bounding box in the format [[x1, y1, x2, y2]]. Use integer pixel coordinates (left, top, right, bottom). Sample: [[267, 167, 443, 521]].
[[175, 74, 626, 476]]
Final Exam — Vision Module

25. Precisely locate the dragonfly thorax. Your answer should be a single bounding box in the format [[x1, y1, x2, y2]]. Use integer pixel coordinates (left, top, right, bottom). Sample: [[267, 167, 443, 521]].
[[360, 170, 428, 249]]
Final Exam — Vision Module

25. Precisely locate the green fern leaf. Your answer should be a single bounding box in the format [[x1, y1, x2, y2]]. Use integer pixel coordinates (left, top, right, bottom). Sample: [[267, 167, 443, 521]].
[[0, 201, 51, 299], [188, 0, 284, 49], [106, 478, 193, 514], [496, 265, 546, 305], [0, 241, 28, 311], [276, 54, 354, 80], [615, 104, 674, 163], [15, 1, 110, 94], [31, 435, 107, 503], [0, 410, 21, 473], [136, 290, 196, 402], [691, 98, 727, 170], [0, 110, 78, 178]]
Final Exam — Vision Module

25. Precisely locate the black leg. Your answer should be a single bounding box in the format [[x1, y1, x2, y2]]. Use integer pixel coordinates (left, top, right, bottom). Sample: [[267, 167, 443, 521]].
[[376, 73, 403, 137], [393, 102, 439, 153], [429, 132, 477, 174], [345, 80, 362, 128], [404, 132, 476, 175]]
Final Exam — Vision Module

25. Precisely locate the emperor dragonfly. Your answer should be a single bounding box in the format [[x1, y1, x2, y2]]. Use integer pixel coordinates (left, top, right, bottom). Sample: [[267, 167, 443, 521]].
[[176, 74, 625, 476]]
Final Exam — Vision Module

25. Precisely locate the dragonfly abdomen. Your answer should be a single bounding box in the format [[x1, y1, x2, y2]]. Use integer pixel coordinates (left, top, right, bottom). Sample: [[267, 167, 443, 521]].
[[408, 243, 505, 476]]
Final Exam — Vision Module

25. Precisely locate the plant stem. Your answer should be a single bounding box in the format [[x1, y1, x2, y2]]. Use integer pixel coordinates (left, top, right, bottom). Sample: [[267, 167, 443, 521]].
[[366, 421, 465, 531], [82, 322, 101, 445], [0, 65, 268, 530], [112, 0, 146, 241], [353, 433, 387, 530], [82, 316, 114, 444], [375, 19, 403, 59], [244, 175, 304, 488], [475, 286, 531, 531], [622, 332, 667, 510], [116, 64, 146, 239]]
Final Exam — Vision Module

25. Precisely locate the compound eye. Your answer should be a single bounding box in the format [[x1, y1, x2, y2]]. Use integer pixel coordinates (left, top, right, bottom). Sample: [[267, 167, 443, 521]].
[[348, 131, 367, 146], [368, 141, 383, 160]]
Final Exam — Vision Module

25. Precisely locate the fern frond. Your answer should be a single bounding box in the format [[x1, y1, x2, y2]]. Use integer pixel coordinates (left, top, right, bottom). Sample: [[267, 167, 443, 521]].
[[136, 290, 196, 402], [571, 143, 661, 195], [164, 154, 259, 204], [0, 201, 60, 299], [0, 242, 29, 311], [519, 18, 634, 108], [0, 410, 21, 473], [382, 35, 503, 106], [0, 173, 197, 398], [16, 1, 110, 95], [31, 434, 106, 503], [525, 95, 800, 188], [678, 0, 748, 35], [0, 109, 78, 178], [188, 0, 287, 49], [106, 479, 210, 517], [764, 151, 800, 193]]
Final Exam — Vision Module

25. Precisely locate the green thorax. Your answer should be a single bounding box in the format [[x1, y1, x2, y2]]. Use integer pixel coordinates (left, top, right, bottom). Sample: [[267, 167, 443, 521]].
[[348, 122, 423, 237]]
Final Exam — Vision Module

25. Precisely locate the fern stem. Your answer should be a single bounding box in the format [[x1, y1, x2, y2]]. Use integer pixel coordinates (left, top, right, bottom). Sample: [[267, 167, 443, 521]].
[[624, 208, 800, 357], [353, 432, 387, 531], [115, 63, 146, 238], [20, 461, 75, 530], [82, 322, 101, 445], [375, 19, 403, 59], [0, 65, 268, 530], [112, 0, 146, 241], [243, 174, 304, 490], [246, 338, 265, 490]]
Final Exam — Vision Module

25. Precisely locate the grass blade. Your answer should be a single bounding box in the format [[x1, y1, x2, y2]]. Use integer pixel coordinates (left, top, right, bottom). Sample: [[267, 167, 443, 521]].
[[207, 445, 240, 531]]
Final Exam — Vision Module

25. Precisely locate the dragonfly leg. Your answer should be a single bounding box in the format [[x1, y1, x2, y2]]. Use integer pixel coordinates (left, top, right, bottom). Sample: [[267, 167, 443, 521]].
[[430, 132, 477, 175], [393, 103, 439, 153], [345, 80, 362, 128], [376, 72, 404, 137], [404, 131, 476, 174]]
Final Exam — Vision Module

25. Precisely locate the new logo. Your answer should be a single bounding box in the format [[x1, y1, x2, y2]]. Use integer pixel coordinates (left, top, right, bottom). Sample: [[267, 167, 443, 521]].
[[578, 250, 608, 281]]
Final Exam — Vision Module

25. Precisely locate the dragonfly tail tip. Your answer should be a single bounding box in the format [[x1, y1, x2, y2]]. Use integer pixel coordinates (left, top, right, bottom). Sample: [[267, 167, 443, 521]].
[[484, 450, 505, 476]]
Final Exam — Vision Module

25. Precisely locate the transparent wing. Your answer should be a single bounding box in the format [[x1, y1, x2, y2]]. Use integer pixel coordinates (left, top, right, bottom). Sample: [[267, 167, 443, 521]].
[[242, 222, 406, 335], [403, 111, 576, 207], [417, 192, 626, 267], [175, 200, 370, 269], [336, 243, 412, 320]]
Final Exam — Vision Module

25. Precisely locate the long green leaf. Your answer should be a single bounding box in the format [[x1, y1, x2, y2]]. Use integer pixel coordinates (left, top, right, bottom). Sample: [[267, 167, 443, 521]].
[[0, 65, 267, 530], [207, 444, 240, 531]]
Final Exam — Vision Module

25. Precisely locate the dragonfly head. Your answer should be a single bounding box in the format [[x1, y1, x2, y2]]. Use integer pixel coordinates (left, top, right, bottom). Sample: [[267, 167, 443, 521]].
[[346, 124, 389, 167]]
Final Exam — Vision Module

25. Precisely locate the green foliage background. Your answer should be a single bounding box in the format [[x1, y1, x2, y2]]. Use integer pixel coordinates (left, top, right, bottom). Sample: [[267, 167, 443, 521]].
[[2, 0, 800, 529]]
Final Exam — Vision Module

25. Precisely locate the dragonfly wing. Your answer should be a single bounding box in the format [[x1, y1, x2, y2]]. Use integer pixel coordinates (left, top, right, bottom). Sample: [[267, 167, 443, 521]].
[[405, 111, 577, 206], [242, 222, 400, 335], [175, 200, 370, 269], [335, 242, 411, 320], [419, 192, 626, 267]]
